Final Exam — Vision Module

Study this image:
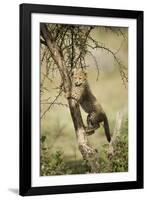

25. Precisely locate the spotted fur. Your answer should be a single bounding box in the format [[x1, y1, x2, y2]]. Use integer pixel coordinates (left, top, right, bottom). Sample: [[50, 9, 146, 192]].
[[70, 68, 111, 142]]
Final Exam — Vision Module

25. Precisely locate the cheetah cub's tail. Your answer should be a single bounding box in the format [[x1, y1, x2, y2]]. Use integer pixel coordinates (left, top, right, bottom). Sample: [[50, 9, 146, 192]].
[[103, 114, 111, 143]]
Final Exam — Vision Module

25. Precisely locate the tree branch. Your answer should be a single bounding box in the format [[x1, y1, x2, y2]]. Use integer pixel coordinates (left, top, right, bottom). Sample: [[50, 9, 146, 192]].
[[87, 36, 128, 87], [41, 23, 100, 172], [41, 89, 63, 119], [41, 101, 69, 108]]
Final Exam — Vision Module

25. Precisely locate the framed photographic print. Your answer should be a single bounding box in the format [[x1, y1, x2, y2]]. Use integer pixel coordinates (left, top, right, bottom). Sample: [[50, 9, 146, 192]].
[[19, 3, 143, 196]]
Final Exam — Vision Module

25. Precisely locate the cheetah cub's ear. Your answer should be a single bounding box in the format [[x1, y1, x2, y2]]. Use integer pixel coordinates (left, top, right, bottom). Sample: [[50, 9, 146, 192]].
[[71, 67, 87, 77], [80, 68, 87, 77]]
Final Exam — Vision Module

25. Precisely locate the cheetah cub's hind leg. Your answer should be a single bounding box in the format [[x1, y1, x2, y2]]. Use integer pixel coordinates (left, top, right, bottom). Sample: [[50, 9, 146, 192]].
[[85, 113, 100, 136]]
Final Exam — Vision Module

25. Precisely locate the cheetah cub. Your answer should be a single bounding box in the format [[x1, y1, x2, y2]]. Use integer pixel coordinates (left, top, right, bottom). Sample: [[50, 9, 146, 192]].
[[68, 68, 111, 143]]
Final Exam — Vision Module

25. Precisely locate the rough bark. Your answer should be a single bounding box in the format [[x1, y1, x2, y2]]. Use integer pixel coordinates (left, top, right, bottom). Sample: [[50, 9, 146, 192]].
[[68, 98, 99, 172], [41, 24, 99, 172]]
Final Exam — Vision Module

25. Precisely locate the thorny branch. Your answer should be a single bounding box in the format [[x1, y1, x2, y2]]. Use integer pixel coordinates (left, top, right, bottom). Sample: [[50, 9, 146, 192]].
[[41, 89, 63, 119], [87, 36, 128, 87], [41, 24, 128, 117], [41, 101, 69, 108], [87, 50, 99, 81]]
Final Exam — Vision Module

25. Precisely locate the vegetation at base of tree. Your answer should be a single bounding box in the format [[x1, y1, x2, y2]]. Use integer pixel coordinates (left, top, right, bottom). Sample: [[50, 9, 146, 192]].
[[99, 118, 128, 173], [40, 118, 128, 175]]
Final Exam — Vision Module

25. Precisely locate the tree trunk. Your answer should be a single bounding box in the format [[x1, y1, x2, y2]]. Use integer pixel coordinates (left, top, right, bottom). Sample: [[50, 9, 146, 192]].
[[68, 98, 99, 172], [41, 24, 99, 172]]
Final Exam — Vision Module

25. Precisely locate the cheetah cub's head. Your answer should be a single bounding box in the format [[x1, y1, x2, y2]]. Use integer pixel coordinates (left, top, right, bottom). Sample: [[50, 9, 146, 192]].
[[72, 68, 87, 87]]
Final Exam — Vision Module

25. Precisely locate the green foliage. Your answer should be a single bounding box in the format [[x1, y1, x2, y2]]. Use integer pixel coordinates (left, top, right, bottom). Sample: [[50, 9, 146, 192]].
[[99, 118, 128, 173], [40, 135, 72, 176], [40, 118, 128, 175], [64, 160, 91, 175], [110, 119, 128, 172]]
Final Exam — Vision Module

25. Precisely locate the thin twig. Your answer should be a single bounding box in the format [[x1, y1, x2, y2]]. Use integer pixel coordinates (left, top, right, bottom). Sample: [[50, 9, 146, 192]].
[[88, 36, 128, 87], [87, 50, 99, 81], [41, 101, 69, 108], [41, 89, 63, 119], [41, 72, 53, 82]]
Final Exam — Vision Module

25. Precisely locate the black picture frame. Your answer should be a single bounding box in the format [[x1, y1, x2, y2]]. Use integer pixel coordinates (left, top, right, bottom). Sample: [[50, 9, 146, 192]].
[[19, 3, 144, 196]]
